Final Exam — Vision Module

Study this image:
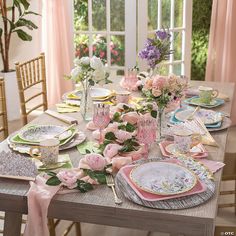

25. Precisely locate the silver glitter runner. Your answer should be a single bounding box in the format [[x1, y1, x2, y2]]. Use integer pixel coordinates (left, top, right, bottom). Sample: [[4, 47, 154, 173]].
[[115, 156, 215, 210]]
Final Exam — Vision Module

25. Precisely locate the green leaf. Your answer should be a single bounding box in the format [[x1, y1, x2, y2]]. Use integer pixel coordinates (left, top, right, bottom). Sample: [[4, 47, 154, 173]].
[[46, 171, 57, 177], [15, 18, 38, 30], [99, 139, 112, 153], [76, 180, 93, 193], [123, 104, 130, 110], [105, 132, 116, 141], [118, 124, 126, 130], [46, 176, 61, 186], [126, 123, 136, 132], [14, 29, 32, 41], [113, 112, 121, 122], [14, 0, 30, 10], [151, 110, 157, 118], [83, 169, 107, 184], [24, 11, 41, 16]]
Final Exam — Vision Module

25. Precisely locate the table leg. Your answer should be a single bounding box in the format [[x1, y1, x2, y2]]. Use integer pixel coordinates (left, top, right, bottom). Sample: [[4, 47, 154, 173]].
[[3, 212, 22, 236]]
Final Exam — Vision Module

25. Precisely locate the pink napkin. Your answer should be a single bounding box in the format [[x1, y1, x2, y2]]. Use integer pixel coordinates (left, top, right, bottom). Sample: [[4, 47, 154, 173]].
[[198, 159, 225, 173], [24, 175, 61, 236]]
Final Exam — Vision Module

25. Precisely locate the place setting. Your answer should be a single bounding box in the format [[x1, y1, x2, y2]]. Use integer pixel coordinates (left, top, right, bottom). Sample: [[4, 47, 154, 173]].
[[184, 86, 225, 108], [168, 105, 231, 131], [7, 123, 86, 158]]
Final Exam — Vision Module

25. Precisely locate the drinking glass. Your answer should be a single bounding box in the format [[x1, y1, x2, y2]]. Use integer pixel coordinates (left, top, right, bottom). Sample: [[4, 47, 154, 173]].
[[93, 103, 111, 143], [124, 69, 138, 91], [137, 116, 157, 158]]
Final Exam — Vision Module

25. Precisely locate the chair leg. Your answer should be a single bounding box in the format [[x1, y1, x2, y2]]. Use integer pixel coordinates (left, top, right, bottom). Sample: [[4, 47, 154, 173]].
[[75, 222, 82, 236], [235, 180, 236, 215], [48, 219, 56, 236]]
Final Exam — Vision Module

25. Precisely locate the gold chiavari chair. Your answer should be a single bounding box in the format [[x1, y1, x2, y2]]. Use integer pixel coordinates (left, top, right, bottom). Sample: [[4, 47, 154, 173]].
[[0, 77, 8, 140], [15, 53, 48, 125], [15, 53, 81, 236], [215, 152, 236, 235]]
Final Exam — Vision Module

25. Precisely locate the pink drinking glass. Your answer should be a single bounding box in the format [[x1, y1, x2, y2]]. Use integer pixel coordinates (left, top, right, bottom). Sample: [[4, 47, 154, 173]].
[[137, 116, 157, 158], [124, 69, 138, 91], [93, 103, 111, 144]]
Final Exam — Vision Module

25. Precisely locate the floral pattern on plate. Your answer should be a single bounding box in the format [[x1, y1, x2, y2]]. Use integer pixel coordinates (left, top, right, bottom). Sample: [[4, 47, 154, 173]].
[[130, 162, 197, 195], [175, 108, 222, 125], [18, 125, 72, 143]]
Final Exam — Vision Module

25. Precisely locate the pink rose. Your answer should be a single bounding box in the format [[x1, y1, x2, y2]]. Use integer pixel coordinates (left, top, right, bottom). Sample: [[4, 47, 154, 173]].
[[57, 170, 80, 189], [152, 76, 167, 90], [121, 145, 148, 161], [103, 143, 122, 160], [121, 112, 140, 124], [80, 176, 99, 185], [86, 121, 98, 131], [104, 122, 120, 133], [92, 129, 104, 141], [111, 155, 133, 171], [114, 129, 133, 143], [144, 78, 153, 89], [85, 153, 107, 171], [152, 88, 162, 97]]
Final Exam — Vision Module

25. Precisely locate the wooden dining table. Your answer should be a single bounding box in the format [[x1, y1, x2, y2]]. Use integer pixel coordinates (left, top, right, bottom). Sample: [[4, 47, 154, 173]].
[[0, 80, 234, 236]]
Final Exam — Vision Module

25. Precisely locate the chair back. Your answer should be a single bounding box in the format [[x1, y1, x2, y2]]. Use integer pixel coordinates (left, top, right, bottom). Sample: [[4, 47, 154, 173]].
[[15, 53, 48, 125], [0, 77, 8, 139]]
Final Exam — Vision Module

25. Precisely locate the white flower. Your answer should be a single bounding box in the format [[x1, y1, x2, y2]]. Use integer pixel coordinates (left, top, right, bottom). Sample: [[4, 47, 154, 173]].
[[73, 58, 80, 66], [93, 67, 105, 81], [90, 56, 103, 70], [70, 66, 81, 80], [80, 56, 90, 65]]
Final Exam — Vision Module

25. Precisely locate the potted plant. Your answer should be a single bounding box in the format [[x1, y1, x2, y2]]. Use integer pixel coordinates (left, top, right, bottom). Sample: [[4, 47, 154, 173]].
[[0, 0, 39, 120]]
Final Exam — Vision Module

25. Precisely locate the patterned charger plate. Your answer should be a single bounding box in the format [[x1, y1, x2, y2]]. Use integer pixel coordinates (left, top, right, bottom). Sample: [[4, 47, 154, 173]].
[[130, 162, 197, 195]]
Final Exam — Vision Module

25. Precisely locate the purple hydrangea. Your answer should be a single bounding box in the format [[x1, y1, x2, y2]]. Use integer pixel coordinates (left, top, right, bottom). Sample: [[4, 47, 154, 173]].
[[139, 28, 173, 69], [156, 30, 170, 40]]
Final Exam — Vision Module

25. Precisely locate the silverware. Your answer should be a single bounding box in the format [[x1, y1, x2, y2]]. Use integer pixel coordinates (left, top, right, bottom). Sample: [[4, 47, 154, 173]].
[[106, 174, 122, 205], [187, 106, 200, 120], [54, 124, 77, 139]]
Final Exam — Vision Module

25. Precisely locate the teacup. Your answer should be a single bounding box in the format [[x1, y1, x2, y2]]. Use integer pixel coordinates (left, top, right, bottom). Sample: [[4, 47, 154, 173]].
[[29, 138, 60, 165], [173, 129, 201, 154], [199, 86, 219, 104], [116, 91, 131, 104]]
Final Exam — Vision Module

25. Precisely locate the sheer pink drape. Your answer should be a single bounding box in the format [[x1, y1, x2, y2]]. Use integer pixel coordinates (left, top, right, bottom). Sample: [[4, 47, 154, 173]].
[[205, 0, 236, 124], [42, 0, 73, 107]]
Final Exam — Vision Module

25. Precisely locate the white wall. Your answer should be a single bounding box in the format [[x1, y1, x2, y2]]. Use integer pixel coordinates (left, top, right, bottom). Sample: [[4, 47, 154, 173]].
[[0, 0, 41, 70]]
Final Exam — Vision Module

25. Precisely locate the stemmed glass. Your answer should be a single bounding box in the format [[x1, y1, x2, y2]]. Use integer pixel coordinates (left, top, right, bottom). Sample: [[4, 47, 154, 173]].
[[137, 116, 157, 158], [93, 103, 111, 144], [179, 75, 189, 108], [124, 69, 138, 91]]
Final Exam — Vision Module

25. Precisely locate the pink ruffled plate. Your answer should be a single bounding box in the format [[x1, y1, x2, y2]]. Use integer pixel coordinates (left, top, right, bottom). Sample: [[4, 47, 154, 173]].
[[119, 161, 207, 202], [159, 140, 208, 159]]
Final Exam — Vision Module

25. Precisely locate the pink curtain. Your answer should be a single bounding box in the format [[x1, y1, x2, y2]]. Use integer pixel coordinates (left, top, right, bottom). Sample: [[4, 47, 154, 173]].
[[205, 0, 236, 124], [41, 0, 74, 107]]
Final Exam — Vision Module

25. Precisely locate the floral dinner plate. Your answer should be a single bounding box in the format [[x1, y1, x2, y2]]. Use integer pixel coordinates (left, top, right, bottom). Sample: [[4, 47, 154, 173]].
[[18, 125, 72, 143], [130, 162, 197, 195], [175, 108, 222, 125]]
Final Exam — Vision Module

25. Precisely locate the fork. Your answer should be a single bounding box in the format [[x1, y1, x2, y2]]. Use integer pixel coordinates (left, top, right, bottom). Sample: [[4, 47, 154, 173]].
[[106, 174, 123, 205]]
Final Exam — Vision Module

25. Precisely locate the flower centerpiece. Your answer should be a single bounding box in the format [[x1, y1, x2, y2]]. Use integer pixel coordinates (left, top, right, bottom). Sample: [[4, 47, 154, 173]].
[[67, 56, 111, 120], [142, 74, 187, 140], [139, 29, 173, 73]]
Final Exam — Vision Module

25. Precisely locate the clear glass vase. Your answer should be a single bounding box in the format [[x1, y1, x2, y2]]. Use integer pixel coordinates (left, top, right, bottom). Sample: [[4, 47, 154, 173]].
[[157, 107, 166, 142], [80, 80, 93, 121]]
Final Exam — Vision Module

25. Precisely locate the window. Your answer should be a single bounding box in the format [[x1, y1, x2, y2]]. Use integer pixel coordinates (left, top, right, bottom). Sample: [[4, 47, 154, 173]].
[[74, 0, 192, 77]]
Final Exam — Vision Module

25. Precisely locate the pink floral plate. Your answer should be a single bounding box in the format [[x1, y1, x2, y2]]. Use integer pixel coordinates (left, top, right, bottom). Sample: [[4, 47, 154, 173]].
[[120, 161, 207, 201], [159, 140, 208, 159]]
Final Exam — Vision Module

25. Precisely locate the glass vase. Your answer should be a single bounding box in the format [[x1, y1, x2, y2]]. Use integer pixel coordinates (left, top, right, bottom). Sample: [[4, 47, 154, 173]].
[[80, 80, 93, 121], [157, 107, 166, 142]]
